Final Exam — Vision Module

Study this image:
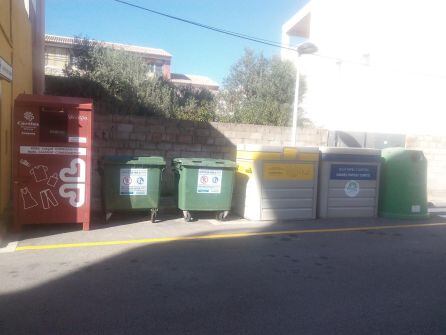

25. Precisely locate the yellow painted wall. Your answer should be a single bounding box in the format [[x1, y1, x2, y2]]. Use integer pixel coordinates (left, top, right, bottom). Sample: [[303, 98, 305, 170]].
[[0, 0, 35, 226]]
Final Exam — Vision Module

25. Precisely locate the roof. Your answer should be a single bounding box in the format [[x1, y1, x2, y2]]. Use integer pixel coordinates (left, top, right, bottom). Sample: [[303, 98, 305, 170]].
[[45, 34, 172, 59], [170, 73, 219, 90], [282, 1, 312, 38]]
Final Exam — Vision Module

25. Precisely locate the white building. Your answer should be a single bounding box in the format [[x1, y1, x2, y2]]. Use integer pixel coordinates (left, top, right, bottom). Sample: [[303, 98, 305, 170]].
[[282, 0, 446, 135]]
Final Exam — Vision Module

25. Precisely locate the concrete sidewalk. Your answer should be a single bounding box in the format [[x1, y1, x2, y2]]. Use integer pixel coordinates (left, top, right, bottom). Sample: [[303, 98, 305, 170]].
[[0, 194, 444, 251], [1, 211, 445, 252]]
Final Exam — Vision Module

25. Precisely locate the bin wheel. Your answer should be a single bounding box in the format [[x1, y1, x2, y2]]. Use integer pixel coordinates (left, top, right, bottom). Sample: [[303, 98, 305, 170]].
[[183, 211, 193, 222], [105, 212, 112, 224], [150, 209, 158, 223], [216, 211, 229, 221]]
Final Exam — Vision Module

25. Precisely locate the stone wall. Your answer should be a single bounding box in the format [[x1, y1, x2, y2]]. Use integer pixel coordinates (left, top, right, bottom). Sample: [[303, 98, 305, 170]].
[[406, 134, 446, 205], [92, 114, 446, 211], [92, 114, 328, 211]]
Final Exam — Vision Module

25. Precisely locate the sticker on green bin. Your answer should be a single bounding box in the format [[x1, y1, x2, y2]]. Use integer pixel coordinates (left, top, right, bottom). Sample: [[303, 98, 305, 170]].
[[197, 169, 222, 194], [411, 205, 421, 213], [120, 168, 148, 195]]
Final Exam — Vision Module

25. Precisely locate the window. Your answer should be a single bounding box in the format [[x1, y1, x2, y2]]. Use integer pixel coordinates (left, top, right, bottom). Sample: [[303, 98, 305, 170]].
[[143, 58, 166, 78], [155, 64, 163, 77], [45, 47, 71, 75], [49, 47, 70, 67], [147, 63, 163, 77]]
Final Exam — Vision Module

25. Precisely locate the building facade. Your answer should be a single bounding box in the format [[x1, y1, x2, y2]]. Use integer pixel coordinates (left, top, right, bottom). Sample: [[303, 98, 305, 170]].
[[170, 73, 219, 93], [0, 0, 45, 229], [45, 34, 172, 79], [282, 0, 446, 136], [44, 34, 219, 91]]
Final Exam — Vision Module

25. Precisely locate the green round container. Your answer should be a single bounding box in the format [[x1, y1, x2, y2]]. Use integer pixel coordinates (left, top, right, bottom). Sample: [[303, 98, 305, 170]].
[[379, 148, 429, 219]]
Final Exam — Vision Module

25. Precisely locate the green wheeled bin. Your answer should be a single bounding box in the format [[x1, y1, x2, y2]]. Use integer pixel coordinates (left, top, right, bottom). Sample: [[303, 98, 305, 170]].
[[101, 156, 166, 223], [379, 148, 429, 219], [172, 158, 236, 222]]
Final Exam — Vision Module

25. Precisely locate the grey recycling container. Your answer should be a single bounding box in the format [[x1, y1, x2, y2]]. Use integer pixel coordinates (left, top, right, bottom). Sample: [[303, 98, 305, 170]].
[[318, 147, 381, 218]]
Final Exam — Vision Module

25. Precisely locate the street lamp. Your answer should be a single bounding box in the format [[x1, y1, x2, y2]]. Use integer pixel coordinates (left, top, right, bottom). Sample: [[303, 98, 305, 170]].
[[291, 41, 318, 144]]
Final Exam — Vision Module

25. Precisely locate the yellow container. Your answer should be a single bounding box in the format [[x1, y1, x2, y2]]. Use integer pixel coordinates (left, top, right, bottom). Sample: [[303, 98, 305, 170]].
[[234, 145, 319, 221]]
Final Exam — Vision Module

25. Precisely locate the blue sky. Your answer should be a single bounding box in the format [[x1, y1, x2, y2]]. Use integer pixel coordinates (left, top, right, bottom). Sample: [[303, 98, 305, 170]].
[[45, 0, 308, 85]]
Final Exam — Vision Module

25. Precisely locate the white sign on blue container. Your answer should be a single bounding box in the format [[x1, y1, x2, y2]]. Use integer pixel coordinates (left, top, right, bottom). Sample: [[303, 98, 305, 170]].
[[330, 164, 377, 180]]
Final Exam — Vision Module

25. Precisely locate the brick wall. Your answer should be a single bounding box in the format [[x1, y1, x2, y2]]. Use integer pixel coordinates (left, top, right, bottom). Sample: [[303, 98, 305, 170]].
[[406, 134, 446, 205], [92, 114, 328, 211]]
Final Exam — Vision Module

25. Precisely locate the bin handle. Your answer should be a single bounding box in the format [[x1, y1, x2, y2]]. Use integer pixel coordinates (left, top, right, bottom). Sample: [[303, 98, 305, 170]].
[[160, 167, 165, 182], [172, 164, 182, 171]]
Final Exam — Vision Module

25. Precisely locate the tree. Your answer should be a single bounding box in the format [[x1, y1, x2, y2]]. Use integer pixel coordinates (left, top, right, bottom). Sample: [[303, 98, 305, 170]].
[[60, 37, 215, 121], [217, 49, 311, 127], [173, 85, 216, 122]]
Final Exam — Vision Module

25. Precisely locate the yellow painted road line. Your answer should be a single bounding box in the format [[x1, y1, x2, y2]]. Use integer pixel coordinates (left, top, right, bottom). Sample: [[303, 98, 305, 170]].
[[15, 222, 446, 251]]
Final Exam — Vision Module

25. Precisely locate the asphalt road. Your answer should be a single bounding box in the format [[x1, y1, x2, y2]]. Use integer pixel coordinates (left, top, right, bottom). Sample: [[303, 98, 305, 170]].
[[2, 222, 446, 334]]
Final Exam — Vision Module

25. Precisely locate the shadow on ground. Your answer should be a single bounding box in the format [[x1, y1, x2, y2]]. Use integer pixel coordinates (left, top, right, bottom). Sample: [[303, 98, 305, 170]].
[[2, 216, 446, 334], [7, 210, 245, 243]]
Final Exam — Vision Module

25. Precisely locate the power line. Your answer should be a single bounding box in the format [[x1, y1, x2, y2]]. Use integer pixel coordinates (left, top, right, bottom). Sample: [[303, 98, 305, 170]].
[[111, 0, 297, 51], [111, 0, 446, 79]]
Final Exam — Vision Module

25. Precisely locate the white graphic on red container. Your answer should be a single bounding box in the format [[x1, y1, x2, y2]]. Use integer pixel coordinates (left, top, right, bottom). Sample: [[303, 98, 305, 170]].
[[40, 189, 59, 209], [30, 165, 48, 182], [19, 159, 31, 168], [58, 158, 86, 207], [68, 136, 87, 144], [20, 146, 87, 156], [59, 158, 86, 182], [59, 184, 85, 208], [18, 112, 38, 136], [20, 187, 38, 210], [47, 173, 59, 187], [24, 112, 35, 122]]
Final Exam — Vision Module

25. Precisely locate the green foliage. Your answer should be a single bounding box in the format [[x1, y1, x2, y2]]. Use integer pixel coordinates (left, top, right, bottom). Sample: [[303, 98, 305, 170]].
[[45, 37, 216, 121], [45, 40, 309, 126], [174, 86, 216, 122], [217, 49, 311, 127]]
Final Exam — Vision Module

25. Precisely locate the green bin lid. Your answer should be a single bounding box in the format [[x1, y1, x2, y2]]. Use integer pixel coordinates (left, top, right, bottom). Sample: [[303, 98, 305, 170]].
[[381, 147, 425, 161], [103, 156, 166, 166], [172, 158, 236, 168]]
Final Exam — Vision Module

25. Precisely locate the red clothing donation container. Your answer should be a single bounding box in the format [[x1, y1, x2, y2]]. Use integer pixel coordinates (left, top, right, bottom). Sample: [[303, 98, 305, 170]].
[[13, 95, 93, 231]]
